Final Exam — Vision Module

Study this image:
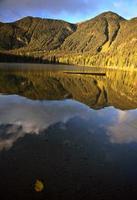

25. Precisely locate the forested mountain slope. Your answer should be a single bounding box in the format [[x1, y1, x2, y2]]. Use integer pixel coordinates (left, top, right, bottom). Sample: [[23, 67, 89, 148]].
[[0, 12, 137, 68]]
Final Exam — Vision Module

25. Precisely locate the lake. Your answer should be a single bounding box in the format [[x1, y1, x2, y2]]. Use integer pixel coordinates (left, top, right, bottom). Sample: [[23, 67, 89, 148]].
[[0, 63, 137, 200]]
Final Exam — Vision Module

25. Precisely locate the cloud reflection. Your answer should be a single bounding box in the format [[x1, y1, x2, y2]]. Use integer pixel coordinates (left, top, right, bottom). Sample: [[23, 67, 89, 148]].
[[107, 110, 137, 144], [0, 94, 137, 150], [0, 94, 91, 150]]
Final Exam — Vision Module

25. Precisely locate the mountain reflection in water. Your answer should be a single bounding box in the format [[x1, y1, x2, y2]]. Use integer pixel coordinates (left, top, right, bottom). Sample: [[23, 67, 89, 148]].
[[0, 65, 137, 110], [0, 64, 137, 200]]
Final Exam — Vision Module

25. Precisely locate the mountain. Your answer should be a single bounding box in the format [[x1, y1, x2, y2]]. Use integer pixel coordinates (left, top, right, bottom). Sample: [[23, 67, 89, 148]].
[[0, 16, 76, 51], [61, 12, 124, 53], [0, 11, 137, 68]]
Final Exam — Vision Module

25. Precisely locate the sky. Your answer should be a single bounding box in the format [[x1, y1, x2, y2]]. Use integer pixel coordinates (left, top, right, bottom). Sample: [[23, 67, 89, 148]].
[[0, 0, 137, 23]]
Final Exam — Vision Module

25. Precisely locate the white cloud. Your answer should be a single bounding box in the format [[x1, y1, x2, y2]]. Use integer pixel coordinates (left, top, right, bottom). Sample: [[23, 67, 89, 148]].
[[113, 1, 122, 8]]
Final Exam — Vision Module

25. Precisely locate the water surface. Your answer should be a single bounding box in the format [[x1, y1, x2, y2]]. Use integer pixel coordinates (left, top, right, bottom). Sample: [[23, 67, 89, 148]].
[[0, 63, 137, 200]]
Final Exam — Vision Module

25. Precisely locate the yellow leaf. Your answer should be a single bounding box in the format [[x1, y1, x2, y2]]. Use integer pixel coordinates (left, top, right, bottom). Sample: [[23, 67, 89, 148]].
[[34, 179, 44, 192]]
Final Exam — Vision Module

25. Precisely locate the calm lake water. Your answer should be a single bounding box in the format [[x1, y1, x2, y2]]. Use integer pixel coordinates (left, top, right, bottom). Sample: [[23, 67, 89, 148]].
[[0, 63, 137, 200]]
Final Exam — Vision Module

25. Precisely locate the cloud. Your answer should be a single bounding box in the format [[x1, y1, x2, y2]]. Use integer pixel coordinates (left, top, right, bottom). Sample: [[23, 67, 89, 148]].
[[0, 0, 100, 13], [1, 0, 137, 22], [113, 1, 122, 8], [111, 0, 137, 19], [0, 0, 108, 22]]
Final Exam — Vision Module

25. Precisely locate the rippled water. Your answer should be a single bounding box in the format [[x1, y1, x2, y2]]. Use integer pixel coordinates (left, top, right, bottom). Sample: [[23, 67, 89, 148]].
[[0, 63, 137, 200]]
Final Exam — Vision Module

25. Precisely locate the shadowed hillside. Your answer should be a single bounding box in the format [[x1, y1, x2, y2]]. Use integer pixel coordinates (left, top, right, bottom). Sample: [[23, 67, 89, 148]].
[[0, 16, 76, 51]]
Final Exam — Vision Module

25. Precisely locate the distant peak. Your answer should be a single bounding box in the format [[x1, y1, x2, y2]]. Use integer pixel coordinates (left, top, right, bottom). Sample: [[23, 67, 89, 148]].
[[96, 11, 125, 20], [102, 11, 120, 15], [15, 16, 34, 23]]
